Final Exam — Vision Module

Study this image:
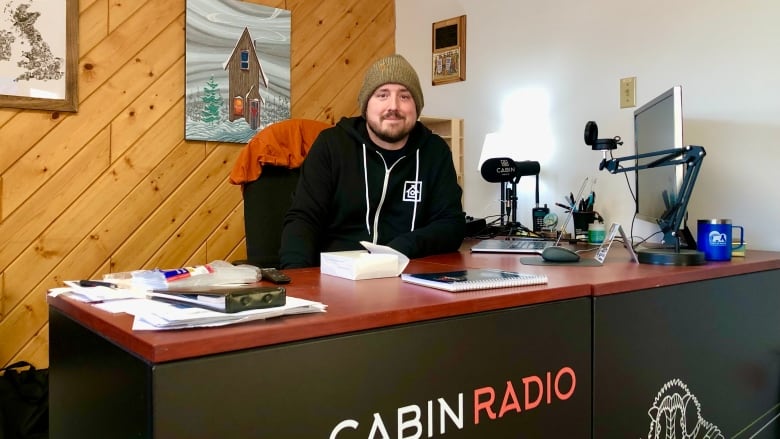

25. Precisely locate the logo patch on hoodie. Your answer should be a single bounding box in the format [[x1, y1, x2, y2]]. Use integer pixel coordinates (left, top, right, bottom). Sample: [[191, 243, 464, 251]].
[[403, 181, 422, 202]]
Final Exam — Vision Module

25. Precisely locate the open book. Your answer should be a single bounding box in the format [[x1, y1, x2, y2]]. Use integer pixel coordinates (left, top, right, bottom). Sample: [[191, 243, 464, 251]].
[[401, 268, 548, 292]]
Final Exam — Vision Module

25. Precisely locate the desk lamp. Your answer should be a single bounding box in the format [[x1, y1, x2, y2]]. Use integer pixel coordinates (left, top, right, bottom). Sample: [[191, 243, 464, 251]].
[[585, 121, 707, 265]]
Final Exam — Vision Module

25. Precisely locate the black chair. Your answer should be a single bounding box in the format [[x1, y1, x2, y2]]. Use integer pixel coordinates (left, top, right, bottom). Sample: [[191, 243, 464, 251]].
[[232, 118, 330, 268], [241, 166, 300, 268]]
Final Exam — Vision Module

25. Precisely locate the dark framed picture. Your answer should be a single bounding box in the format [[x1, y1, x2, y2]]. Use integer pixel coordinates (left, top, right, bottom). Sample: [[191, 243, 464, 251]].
[[431, 15, 466, 86], [0, 0, 79, 112]]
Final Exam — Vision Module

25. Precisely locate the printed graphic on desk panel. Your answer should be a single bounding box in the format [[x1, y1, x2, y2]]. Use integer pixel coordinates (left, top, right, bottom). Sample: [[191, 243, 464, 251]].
[[646, 379, 722, 439]]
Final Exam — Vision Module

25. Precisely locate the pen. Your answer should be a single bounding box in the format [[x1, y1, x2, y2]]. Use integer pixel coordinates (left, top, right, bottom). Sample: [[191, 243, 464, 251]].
[[555, 202, 572, 211], [78, 280, 118, 288]]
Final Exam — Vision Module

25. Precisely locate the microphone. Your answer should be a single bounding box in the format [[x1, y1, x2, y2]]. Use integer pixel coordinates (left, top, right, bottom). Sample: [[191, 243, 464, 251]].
[[480, 157, 517, 183], [514, 160, 540, 177]]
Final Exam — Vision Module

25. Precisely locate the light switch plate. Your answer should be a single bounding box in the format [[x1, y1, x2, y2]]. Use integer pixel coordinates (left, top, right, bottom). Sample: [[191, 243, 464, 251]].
[[620, 77, 636, 108]]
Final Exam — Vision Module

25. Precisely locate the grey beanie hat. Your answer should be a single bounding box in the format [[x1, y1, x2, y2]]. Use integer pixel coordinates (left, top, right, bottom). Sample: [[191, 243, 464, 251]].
[[357, 54, 424, 117]]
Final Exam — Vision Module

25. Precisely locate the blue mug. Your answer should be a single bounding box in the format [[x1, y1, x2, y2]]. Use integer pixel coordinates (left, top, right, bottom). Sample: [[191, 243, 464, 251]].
[[697, 219, 744, 261]]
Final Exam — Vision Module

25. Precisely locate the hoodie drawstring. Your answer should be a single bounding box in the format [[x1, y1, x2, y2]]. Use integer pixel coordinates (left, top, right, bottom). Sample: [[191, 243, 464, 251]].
[[361, 143, 419, 241], [362, 143, 371, 236], [410, 149, 420, 231]]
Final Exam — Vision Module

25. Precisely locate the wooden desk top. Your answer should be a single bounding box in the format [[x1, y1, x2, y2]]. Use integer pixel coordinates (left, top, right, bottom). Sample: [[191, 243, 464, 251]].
[[446, 240, 780, 296], [48, 243, 780, 364], [47, 259, 588, 363]]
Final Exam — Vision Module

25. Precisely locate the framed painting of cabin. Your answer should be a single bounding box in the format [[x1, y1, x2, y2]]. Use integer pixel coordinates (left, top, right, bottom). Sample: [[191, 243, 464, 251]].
[[431, 15, 466, 86], [184, 0, 291, 143], [0, 0, 78, 112]]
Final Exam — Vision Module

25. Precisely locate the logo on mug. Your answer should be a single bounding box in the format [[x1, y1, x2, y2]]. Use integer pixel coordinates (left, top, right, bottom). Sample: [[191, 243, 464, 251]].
[[707, 231, 728, 246]]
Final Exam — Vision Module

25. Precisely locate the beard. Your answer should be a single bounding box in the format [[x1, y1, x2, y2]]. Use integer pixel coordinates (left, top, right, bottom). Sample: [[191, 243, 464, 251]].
[[366, 111, 414, 145]]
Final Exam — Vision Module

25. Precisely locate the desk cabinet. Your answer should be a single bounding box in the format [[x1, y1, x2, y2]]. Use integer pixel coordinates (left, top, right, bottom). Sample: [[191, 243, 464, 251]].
[[48, 249, 780, 438], [50, 298, 591, 438], [594, 270, 780, 438]]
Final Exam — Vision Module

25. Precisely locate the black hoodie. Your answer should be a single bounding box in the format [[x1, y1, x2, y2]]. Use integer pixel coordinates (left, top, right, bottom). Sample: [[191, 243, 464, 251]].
[[280, 116, 465, 268]]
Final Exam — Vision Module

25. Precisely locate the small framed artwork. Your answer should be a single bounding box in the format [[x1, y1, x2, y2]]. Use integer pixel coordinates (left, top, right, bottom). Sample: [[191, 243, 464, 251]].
[[0, 0, 79, 112], [431, 15, 466, 86]]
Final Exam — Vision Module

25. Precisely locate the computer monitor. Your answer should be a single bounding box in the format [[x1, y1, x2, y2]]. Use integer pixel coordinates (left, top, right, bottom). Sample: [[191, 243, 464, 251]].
[[633, 85, 690, 246]]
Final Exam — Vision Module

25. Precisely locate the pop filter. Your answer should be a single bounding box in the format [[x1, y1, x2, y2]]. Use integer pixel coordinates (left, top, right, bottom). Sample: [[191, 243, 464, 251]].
[[480, 158, 517, 183]]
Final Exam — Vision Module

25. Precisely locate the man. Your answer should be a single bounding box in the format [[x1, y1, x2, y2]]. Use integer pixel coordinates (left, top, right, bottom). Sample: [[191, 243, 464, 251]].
[[279, 54, 465, 268]]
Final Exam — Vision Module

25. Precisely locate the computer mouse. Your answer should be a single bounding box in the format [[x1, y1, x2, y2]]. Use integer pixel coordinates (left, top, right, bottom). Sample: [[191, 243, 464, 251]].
[[541, 246, 581, 263]]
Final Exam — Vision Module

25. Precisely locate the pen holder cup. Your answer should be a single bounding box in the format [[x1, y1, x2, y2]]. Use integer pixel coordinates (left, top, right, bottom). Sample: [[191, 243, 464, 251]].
[[573, 212, 596, 238]]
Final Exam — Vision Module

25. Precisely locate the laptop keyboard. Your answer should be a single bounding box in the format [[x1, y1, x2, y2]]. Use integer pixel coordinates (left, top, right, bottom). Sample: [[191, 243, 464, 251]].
[[509, 240, 550, 249]]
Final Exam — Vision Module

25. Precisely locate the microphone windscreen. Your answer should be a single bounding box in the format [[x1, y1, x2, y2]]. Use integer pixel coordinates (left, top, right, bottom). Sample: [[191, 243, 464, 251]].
[[480, 158, 517, 183], [515, 160, 541, 177]]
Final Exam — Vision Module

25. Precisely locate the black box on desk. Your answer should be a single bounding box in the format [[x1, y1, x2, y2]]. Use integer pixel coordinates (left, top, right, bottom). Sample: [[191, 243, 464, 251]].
[[465, 217, 487, 237]]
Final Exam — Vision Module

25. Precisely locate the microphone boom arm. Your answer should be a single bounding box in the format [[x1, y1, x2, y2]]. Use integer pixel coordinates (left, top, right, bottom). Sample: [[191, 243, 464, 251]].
[[599, 145, 706, 247]]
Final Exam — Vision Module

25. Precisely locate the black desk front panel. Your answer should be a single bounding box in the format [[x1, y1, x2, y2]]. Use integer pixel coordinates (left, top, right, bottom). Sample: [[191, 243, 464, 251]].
[[49, 309, 152, 439], [593, 269, 780, 439], [153, 297, 591, 438], [50, 297, 591, 438]]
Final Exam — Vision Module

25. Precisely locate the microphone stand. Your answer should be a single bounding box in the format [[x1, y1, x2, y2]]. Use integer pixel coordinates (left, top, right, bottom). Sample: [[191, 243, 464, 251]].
[[505, 175, 534, 237], [480, 159, 540, 237], [600, 145, 707, 265], [499, 181, 508, 227], [505, 182, 516, 234], [509, 178, 519, 231]]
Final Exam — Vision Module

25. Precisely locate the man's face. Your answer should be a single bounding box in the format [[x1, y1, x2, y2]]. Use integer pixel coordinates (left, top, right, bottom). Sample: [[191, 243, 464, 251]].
[[365, 83, 417, 149]]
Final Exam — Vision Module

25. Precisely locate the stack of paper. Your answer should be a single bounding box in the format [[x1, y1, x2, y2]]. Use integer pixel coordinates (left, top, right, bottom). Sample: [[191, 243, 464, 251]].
[[51, 281, 327, 331], [128, 296, 327, 330], [54, 281, 147, 302]]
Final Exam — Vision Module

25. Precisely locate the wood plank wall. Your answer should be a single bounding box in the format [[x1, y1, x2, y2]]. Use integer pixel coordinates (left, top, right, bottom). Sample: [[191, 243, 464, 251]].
[[0, 0, 395, 368]]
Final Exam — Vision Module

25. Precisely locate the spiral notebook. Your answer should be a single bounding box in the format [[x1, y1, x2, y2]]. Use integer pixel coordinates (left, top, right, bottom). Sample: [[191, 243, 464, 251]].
[[401, 268, 548, 292]]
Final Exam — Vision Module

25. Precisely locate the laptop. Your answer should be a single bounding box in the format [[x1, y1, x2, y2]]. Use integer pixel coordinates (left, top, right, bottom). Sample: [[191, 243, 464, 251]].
[[471, 177, 588, 254], [470, 237, 557, 254]]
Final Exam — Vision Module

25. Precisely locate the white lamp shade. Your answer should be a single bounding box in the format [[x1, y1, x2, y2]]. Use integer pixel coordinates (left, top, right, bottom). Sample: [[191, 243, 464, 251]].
[[477, 132, 524, 171]]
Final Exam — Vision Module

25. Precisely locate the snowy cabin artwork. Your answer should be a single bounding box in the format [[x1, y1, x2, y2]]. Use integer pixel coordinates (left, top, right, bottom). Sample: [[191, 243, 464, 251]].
[[225, 27, 268, 130], [184, 0, 291, 143]]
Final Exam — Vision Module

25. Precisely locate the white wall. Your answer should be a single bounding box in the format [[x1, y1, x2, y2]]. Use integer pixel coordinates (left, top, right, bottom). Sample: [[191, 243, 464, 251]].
[[396, 0, 780, 251]]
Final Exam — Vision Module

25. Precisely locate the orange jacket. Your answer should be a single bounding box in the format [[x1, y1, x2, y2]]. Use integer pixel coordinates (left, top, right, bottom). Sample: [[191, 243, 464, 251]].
[[229, 119, 331, 185]]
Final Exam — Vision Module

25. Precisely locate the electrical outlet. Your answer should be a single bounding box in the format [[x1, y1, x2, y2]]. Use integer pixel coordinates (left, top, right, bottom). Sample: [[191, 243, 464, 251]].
[[620, 77, 636, 108]]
